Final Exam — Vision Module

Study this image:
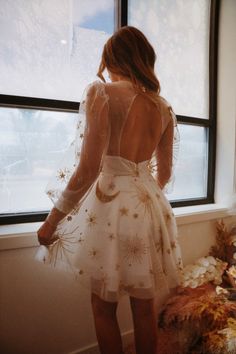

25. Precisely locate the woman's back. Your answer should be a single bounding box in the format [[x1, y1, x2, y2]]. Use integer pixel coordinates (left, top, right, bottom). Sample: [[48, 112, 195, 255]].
[[88, 80, 175, 188], [105, 80, 171, 162]]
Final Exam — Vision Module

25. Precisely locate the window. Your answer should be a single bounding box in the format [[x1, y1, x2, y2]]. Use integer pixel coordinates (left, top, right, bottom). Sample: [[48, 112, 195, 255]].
[[0, 0, 219, 224], [127, 0, 218, 206]]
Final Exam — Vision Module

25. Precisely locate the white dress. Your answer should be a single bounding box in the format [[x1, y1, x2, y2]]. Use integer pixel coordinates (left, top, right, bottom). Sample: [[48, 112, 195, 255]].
[[37, 80, 183, 303]]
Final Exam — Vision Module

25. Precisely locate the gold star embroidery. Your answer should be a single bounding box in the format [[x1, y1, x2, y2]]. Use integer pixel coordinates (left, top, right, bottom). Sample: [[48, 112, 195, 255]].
[[86, 213, 97, 227], [119, 207, 129, 216], [108, 181, 116, 191], [78, 237, 84, 244], [122, 236, 147, 264], [47, 190, 55, 198], [115, 264, 120, 271], [133, 213, 139, 219], [108, 234, 115, 241], [88, 248, 100, 260], [101, 274, 108, 285], [155, 239, 163, 253], [78, 270, 84, 275], [67, 216, 72, 221], [57, 169, 67, 182], [107, 222, 111, 226]]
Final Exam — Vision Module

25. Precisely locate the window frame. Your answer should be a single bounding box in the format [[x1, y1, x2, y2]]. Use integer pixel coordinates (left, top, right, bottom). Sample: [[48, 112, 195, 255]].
[[0, 0, 219, 225]]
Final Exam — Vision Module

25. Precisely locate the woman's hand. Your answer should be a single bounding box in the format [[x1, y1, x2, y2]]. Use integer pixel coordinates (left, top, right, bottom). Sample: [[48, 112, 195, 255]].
[[37, 220, 59, 246]]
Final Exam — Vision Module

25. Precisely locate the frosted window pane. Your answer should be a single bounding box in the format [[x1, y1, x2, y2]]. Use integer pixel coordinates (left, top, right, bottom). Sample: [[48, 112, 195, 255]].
[[0, 0, 114, 101], [0, 108, 77, 213], [128, 0, 210, 118], [168, 125, 208, 200]]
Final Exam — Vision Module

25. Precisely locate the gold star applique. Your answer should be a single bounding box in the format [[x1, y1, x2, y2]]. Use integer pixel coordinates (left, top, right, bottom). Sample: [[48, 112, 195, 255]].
[[101, 274, 108, 285], [148, 160, 156, 174], [133, 213, 139, 219], [122, 235, 147, 264], [119, 207, 129, 216], [57, 168, 70, 182], [88, 248, 100, 260], [108, 234, 115, 241], [86, 213, 97, 227], [108, 181, 116, 191], [47, 190, 55, 198], [115, 264, 120, 271], [155, 239, 163, 253], [77, 121, 82, 129]]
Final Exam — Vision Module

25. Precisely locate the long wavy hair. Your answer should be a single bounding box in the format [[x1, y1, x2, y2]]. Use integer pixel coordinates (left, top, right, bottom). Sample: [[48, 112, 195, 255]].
[[97, 26, 161, 96]]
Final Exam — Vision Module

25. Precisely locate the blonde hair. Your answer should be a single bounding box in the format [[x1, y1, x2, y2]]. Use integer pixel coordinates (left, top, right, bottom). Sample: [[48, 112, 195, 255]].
[[97, 26, 161, 97]]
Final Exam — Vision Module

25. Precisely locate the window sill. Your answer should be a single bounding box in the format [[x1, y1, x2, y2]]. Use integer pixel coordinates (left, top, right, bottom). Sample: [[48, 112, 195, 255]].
[[0, 204, 230, 251]]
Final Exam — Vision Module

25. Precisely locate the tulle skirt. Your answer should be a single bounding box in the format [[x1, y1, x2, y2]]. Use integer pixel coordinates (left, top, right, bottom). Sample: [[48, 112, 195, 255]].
[[36, 156, 183, 303]]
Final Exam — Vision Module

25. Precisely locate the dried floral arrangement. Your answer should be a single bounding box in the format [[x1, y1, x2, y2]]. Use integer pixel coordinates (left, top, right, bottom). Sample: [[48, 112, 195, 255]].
[[210, 220, 236, 264], [157, 220, 236, 354]]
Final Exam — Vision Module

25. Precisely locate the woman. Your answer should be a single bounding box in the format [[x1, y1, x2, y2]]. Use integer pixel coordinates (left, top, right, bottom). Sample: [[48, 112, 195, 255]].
[[37, 26, 183, 354]]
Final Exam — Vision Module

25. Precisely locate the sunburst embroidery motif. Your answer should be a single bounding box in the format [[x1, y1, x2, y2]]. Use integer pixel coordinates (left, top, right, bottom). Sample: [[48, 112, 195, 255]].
[[122, 235, 147, 264], [47, 230, 78, 268], [132, 184, 153, 214]]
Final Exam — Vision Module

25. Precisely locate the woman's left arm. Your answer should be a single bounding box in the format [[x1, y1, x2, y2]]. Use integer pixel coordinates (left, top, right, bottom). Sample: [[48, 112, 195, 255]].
[[38, 82, 109, 245]]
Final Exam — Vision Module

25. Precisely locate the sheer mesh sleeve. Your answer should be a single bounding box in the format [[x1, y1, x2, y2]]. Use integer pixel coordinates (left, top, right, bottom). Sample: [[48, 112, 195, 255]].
[[45, 81, 109, 221], [149, 103, 179, 192]]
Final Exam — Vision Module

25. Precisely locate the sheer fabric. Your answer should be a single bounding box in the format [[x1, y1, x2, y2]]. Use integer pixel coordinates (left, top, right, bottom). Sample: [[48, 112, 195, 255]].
[[46, 80, 178, 217], [37, 80, 182, 303]]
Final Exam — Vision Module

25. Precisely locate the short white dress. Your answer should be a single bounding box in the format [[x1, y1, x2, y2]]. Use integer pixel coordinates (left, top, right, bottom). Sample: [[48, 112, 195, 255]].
[[37, 80, 183, 303]]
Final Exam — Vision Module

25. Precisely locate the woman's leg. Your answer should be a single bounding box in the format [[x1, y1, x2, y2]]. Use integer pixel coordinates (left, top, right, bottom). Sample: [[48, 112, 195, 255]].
[[91, 293, 123, 354], [130, 296, 157, 354]]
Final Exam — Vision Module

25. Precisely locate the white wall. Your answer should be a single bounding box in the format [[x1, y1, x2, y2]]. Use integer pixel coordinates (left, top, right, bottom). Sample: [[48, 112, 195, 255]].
[[1, 1, 236, 353]]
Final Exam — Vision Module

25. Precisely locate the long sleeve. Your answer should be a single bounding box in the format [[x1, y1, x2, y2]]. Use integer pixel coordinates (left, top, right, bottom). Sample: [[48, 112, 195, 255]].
[[46, 81, 110, 221], [155, 105, 179, 191]]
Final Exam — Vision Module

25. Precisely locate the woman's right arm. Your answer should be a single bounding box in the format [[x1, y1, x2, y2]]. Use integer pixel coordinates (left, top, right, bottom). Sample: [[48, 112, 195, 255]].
[[155, 117, 174, 189]]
